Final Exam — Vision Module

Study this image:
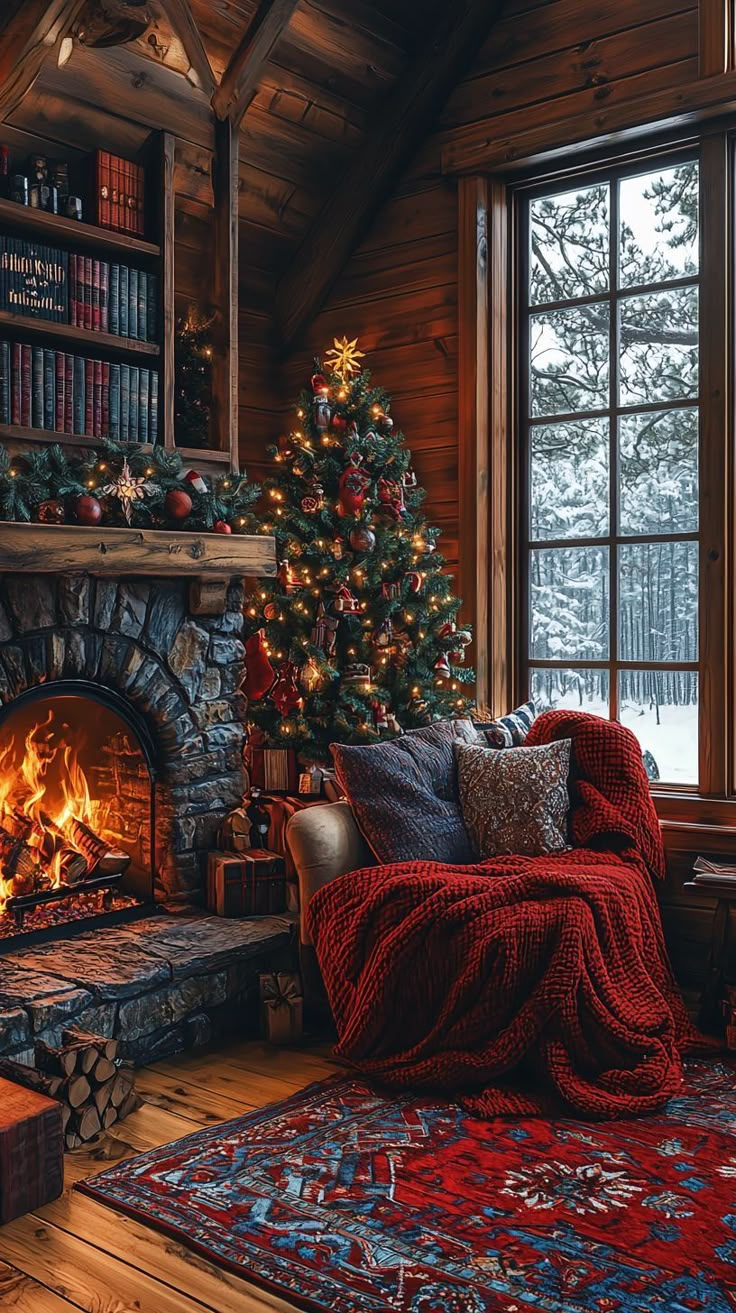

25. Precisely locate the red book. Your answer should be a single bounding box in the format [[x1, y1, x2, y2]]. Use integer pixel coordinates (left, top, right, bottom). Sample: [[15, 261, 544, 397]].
[[69, 253, 77, 327], [20, 344, 31, 427], [83, 257, 92, 330], [84, 359, 93, 436], [93, 359, 102, 437], [96, 151, 109, 228], [64, 354, 73, 433], [100, 261, 109, 333], [135, 161, 144, 236], [91, 259, 101, 331], [54, 352, 64, 432], [101, 360, 110, 437], [11, 343, 22, 425], [114, 156, 122, 231], [122, 158, 131, 233]]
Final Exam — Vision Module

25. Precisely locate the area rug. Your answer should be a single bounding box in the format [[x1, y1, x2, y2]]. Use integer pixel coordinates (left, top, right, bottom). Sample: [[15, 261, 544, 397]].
[[79, 1060, 736, 1313]]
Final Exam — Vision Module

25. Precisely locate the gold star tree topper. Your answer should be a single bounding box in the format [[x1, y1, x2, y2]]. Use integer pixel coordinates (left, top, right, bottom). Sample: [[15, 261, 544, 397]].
[[324, 336, 365, 382]]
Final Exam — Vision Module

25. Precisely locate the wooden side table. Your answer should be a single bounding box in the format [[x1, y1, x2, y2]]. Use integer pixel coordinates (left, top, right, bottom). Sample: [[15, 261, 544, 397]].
[[684, 879, 736, 1031]]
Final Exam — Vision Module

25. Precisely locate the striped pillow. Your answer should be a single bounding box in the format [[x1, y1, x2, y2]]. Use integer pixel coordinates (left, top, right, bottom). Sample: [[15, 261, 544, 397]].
[[476, 701, 538, 749]]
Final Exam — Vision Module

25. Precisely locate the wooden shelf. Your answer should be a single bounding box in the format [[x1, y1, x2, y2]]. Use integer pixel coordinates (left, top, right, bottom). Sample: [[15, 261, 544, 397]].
[[0, 426, 234, 468], [0, 309, 159, 358], [0, 521, 277, 579], [0, 196, 160, 259]]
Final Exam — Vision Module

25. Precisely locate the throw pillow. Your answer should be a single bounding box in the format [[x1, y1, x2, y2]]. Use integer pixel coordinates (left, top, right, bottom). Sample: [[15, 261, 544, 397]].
[[456, 737, 572, 858], [475, 700, 538, 748], [331, 718, 479, 865]]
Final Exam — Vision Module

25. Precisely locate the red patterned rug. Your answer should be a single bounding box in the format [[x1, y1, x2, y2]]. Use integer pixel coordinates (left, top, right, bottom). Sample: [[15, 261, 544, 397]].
[[79, 1060, 736, 1313]]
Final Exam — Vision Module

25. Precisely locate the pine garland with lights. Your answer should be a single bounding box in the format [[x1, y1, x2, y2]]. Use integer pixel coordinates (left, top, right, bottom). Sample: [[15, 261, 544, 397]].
[[0, 441, 259, 532], [175, 312, 214, 449], [243, 339, 474, 758]]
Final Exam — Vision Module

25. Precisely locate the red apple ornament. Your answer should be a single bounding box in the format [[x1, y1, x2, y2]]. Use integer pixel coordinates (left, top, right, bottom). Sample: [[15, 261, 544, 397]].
[[75, 495, 102, 526], [165, 488, 193, 520], [213, 520, 232, 534]]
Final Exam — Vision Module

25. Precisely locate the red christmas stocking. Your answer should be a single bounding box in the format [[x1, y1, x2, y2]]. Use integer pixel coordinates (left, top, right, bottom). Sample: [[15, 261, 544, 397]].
[[243, 630, 275, 701]]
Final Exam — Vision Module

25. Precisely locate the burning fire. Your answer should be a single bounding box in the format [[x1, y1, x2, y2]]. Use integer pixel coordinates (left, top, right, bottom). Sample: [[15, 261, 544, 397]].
[[0, 711, 112, 908]]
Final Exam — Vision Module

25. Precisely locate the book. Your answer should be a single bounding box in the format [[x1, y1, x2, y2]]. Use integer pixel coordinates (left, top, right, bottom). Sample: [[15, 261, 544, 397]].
[[43, 348, 54, 430], [146, 273, 157, 341], [139, 368, 149, 443], [54, 351, 64, 432], [119, 265, 129, 337], [20, 344, 31, 427], [109, 362, 121, 440], [149, 369, 158, 444], [0, 341, 9, 423], [73, 355, 85, 435], [693, 857, 736, 879], [100, 262, 109, 333], [84, 358, 93, 436], [91, 259, 101, 332], [64, 354, 73, 433], [109, 264, 119, 335], [101, 360, 110, 437], [31, 347, 43, 428], [94, 150, 110, 229], [83, 256, 93, 331], [128, 267, 138, 340], [69, 253, 77, 327], [10, 342, 21, 424], [138, 271, 147, 342], [93, 358, 102, 437], [120, 363, 130, 441], [0, 237, 67, 321], [129, 365, 139, 440]]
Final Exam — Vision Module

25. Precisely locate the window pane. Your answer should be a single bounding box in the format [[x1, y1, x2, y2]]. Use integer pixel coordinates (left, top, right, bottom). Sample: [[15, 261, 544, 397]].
[[618, 541, 698, 663], [619, 288, 698, 407], [530, 183, 609, 304], [619, 670, 698, 785], [530, 667, 609, 717], [530, 418, 609, 540], [530, 546, 609, 660], [619, 407, 698, 535], [530, 306, 610, 417], [619, 162, 699, 289]]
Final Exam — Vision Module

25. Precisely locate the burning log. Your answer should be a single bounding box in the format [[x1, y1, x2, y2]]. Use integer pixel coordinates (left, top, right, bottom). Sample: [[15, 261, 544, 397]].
[[67, 818, 130, 877], [57, 848, 88, 885], [0, 828, 41, 884]]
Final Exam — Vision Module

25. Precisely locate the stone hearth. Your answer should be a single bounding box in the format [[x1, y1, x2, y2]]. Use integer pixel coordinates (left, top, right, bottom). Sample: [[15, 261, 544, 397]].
[[0, 913, 295, 1064]]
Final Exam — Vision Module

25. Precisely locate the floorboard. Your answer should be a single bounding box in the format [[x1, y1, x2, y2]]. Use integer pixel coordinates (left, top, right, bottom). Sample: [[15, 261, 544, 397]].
[[0, 1036, 341, 1313]]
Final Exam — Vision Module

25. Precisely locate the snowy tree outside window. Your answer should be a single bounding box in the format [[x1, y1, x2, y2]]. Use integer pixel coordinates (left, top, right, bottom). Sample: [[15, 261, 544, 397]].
[[523, 157, 699, 785]]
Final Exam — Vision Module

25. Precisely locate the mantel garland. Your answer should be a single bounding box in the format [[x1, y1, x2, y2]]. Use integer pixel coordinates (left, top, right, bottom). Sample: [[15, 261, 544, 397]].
[[0, 441, 260, 533]]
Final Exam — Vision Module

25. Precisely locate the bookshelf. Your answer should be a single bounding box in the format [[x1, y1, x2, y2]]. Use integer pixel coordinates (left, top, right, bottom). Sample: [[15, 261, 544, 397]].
[[0, 127, 238, 471]]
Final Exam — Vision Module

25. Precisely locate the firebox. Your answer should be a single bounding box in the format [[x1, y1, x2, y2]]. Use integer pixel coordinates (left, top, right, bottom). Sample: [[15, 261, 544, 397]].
[[0, 680, 156, 942]]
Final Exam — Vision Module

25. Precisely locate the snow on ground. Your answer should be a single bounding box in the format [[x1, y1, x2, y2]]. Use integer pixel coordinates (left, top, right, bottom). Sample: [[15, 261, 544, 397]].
[[537, 689, 697, 785]]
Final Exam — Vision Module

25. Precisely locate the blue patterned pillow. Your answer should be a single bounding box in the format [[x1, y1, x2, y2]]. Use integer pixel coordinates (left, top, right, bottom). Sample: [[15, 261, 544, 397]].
[[331, 718, 478, 865], [476, 701, 538, 749]]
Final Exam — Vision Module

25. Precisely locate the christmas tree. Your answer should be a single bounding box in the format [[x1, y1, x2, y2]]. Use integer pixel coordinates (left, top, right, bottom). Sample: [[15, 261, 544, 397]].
[[175, 311, 214, 449], [243, 338, 474, 759]]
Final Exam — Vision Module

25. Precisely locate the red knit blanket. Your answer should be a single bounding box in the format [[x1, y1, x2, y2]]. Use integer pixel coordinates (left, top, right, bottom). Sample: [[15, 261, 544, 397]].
[[307, 712, 698, 1117]]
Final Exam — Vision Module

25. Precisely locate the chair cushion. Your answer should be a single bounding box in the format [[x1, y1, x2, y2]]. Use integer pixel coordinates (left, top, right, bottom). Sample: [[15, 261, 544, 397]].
[[331, 719, 478, 864], [456, 737, 572, 858]]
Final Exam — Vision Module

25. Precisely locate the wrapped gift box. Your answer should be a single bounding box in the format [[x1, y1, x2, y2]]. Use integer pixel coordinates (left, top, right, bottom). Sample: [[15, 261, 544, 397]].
[[259, 972, 303, 1044], [207, 849, 286, 918]]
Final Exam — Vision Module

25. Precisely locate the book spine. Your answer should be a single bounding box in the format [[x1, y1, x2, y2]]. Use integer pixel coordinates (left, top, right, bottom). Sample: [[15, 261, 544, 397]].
[[129, 365, 139, 441], [20, 344, 31, 428], [100, 151, 109, 228], [69, 253, 77, 326], [100, 261, 109, 333], [93, 358, 102, 437], [54, 351, 64, 432], [84, 257, 93, 331], [109, 263, 119, 335], [59, 249, 69, 324], [43, 348, 54, 430], [136, 161, 145, 236], [101, 360, 110, 437], [73, 355, 85, 434], [120, 363, 130, 441], [0, 341, 9, 423], [64, 353, 73, 433], [109, 362, 120, 440], [91, 259, 101, 332], [119, 265, 129, 337], [138, 271, 147, 342], [31, 346, 43, 428], [84, 358, 93, 436], [146, 273, 157, 342], [139, 368, 149, 443], [128, 267, 138, 340], [10, 342, 21, 424], [149, 370, 159, 444], [0, 237, 6, 311]]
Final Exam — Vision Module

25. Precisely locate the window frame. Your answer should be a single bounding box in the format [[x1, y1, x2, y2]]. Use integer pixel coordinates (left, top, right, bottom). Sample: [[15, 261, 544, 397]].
[[506, 127, 732, 805]]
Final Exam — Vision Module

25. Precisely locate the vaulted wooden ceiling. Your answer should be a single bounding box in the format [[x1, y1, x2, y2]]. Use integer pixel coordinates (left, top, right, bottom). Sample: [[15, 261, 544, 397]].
[[0, 0, 501, 344]]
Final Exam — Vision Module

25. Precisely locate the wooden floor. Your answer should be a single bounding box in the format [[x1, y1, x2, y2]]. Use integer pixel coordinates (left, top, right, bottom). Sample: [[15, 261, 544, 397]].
[[0, 1037, 342, 1312]]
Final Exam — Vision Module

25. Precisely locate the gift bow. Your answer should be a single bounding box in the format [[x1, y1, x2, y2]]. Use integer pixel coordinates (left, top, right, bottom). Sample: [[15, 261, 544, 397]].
[[260, 972, 301, 1008]]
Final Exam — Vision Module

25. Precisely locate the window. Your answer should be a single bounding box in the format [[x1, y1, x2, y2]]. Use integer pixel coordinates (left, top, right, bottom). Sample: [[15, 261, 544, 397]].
[[520, 156, 701, 786]]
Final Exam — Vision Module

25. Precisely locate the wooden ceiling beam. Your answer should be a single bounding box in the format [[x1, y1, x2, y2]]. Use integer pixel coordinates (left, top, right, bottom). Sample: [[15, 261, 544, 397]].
[[155, 0, 216, 97], [274, 0, 506, 350], [0, 0, 86, 119], [211, 0, 300, 127]]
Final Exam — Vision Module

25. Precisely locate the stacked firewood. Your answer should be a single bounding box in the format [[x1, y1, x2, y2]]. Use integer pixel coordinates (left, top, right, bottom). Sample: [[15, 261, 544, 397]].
[[0, 813, 129, 899], [0, 1028, 139, 1150]]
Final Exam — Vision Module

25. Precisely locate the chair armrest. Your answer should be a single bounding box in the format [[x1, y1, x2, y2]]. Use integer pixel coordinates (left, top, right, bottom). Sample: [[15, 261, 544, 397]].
[[286, 801, 373, 944]]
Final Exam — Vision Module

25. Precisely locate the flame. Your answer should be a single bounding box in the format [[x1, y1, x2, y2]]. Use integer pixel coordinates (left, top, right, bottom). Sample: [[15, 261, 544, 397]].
[[0, 711, 102, 908]]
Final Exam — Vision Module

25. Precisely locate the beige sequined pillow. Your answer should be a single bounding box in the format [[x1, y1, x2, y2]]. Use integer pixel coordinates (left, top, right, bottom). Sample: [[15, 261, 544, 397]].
[[456, 738, 571, 858]]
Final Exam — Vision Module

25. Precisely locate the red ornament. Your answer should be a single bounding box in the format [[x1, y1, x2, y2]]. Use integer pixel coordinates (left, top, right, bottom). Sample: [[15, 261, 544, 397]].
[[75, 494, 102, 526], [271, 661, 303, 716], [349, 525, 376, 553], [183, 469, 207, 494], [213, 520, 232, 534], [165, 488, 193, 520], [242, 630, 275, 701], [338, 460, 369, 517], [311, 372, 328, 395], [377, 477, 405, 521], [331, 413, 348, 433]]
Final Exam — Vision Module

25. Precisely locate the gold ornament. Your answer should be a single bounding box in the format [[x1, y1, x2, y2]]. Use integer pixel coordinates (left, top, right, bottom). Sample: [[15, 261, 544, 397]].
[[100, 458, 155, 524], [324, 335, 365, 382]]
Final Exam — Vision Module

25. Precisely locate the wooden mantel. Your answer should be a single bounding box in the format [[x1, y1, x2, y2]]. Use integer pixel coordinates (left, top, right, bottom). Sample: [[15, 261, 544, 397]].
[[0, 522, 276, 579]]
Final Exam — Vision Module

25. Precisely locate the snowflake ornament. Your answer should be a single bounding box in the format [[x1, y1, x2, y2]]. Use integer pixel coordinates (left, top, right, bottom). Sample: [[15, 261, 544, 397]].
[[324, 335, 366, 382], [100, 459, 156, 524]]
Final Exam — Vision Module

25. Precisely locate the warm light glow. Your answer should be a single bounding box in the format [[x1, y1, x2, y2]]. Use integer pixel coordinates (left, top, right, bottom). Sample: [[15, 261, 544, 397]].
[[57, 34, 74, 67]]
